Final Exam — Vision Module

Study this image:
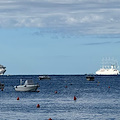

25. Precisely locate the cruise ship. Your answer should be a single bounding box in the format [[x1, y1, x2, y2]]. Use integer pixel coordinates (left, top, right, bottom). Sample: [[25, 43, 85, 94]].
[[96, 58, 120, 75], [0, 65, 6, 75]]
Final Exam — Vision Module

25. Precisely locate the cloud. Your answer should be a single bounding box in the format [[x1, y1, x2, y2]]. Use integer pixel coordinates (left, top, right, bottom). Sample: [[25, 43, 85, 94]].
[[83, 41, 112, 46], [0, 0, 120, 34]]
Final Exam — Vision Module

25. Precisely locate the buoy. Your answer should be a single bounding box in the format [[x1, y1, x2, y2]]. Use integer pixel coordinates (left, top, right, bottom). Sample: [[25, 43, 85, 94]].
[[48, 118, 52, 120], [37, 90, 40, 92], [17, 97, 19, 100], [37, 104, 40, 108], [55, 91, 57, 94], [65, 86, 67, 88], [1, 88, 3, 91], [108, 86, 110, 88], [74, 96, 77, 101]]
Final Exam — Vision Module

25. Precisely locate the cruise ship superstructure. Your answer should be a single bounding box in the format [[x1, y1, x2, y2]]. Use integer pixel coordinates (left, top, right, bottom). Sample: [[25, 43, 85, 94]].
[[96, 58, 120, 75], [0, 65, 6, 75]]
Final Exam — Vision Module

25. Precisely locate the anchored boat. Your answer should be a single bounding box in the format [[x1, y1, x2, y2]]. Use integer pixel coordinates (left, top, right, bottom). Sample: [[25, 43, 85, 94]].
[[86, 75, 95, 81], [14, 79, 39, 92], [39, 75, 51, 80]]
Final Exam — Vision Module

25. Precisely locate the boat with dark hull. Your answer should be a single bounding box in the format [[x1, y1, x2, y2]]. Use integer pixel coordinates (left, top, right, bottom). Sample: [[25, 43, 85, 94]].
[[86, 75, 95, 81], [39, 75, 51, 80]]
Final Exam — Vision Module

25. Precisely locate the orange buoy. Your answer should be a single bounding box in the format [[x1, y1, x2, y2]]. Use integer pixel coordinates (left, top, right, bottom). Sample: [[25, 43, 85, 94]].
[[48, 118, 52, 120], [108, 86, 110, 88], [55, 91, 57, 94], [74, 96, 77, 101], [17, 97, 19, 100], [37, 104, 40, 108], [65, 86, 67, 88]]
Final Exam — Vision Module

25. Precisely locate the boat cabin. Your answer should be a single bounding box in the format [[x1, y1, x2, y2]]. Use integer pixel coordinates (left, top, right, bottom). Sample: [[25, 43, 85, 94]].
[[24, 80, 34, 85]]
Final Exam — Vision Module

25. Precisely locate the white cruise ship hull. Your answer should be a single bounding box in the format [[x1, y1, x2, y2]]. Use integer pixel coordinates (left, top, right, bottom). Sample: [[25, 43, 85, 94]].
[[0, 69, 6, 75], [0, 65, 6, 75], [96, 68, 119, 75], [96, 58, 120, 75]]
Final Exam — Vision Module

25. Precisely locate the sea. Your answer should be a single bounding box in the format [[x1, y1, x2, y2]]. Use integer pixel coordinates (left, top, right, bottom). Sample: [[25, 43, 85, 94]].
[[0, 75, 120, 120]]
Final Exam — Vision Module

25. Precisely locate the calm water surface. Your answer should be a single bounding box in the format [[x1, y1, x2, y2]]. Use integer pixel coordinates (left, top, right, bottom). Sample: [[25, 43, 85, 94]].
[[0, 75, 120, 120]]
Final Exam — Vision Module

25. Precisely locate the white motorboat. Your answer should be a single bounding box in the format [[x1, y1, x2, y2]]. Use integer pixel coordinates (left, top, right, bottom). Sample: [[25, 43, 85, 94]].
[[96, 58, 120, 75], [14, 79, 39, 92], [39, 75, 51, 80], [0, 64, 6, 75]]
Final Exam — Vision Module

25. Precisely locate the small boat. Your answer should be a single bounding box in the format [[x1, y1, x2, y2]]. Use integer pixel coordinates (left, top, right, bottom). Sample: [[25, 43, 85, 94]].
[[0, 82, 4, 89], [14, 79, 39, 92], [39, 75, 51, 80], [86, 75, 95, 81]]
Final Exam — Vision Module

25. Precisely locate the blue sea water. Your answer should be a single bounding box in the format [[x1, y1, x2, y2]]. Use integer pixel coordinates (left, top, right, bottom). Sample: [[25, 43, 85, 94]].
[[0, 75, 120, 120]]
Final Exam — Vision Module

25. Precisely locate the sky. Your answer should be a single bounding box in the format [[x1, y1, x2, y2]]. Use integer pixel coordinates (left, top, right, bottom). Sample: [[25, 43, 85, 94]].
[[0, 0, 120, 75]]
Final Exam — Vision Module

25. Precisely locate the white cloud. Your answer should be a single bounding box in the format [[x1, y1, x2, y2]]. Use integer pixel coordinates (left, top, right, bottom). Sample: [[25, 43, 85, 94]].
[[0, 0, 120, 34], [80, 14, 103, 23]]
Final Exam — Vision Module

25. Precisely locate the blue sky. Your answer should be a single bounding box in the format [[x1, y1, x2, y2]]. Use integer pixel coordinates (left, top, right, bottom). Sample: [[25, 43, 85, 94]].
[[0, 0, 120, 75]]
